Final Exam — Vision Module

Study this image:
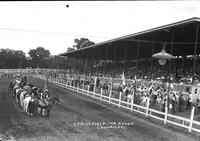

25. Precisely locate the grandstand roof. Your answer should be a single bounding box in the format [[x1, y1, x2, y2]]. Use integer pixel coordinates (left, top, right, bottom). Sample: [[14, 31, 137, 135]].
[[60, 17, 200, 60]]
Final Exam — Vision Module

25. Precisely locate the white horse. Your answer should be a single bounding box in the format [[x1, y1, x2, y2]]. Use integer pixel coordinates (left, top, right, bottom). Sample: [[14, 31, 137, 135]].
[[20, 91, 27, 107], [21, 95, 32, 115]]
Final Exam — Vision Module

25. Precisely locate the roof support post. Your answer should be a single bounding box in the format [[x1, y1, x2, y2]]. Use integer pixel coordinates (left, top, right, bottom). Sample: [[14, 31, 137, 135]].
[[114, 43, 117, 77], [192, 23, 199, 84], [85, 52, 89, 74], [123, 41, 127, 72], [98, 46, 101, 74], [106, 45, 108, 74], [169, 31, 174, 84], [136, 41, 140, 79], [92, 48, 95, 75], [150, 34, 155, 80]]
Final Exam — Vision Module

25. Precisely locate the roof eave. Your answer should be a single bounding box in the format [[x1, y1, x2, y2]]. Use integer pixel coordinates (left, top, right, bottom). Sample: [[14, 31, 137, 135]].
[[60, 17, 200, 56]]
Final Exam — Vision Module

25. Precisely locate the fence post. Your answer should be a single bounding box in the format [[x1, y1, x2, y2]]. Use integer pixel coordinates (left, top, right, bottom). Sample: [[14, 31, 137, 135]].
[[73, 81, 75, 91], [93, 85, 96, 99], [189, 106, 195, 132], [77, 83, 79, 93], [109, 89, 112, 104], [164, 106, 168, 125], [131, 95, 134, 112], [61, 79, 63, 87], [83, 80, 85, 89], [66, 78, 68, 88], [146, 98, 150, 117], [70, 80, 72, 90], [100, 88, 103, 101], [87, 85, 90, 96], [58, 78, 60, 86], [118, 92, 122, 108]]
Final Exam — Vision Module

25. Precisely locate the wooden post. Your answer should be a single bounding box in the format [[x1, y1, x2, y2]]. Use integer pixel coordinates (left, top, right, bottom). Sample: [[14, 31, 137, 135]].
[[73, 81, 75, 91], [93, 85, 96, 99], [83, 79, 85, 89], [66, 78, 68, 88], [164, 105, 168, 125], [146, 98, 150, 117], [109, 89, 112, 104], [131, 94, 134, 112], [100, 88, 103, 101], [77, 83, 79, 93], [118, 92, 122, 108], [87, 85, 90, 96], [189, 106, 195, 132], [61, 79, 63, 87], [66, 78, 68, 85], [70, 80, 72, 90]]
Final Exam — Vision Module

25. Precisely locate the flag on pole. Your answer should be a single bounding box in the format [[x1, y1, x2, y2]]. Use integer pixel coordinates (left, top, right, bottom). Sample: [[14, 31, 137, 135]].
[[44, 76, 48, 89], [122, 71, 126, 86]]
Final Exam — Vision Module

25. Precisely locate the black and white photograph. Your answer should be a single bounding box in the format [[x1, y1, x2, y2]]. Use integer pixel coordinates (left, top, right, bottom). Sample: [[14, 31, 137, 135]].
[[0, 1, 200, 141]]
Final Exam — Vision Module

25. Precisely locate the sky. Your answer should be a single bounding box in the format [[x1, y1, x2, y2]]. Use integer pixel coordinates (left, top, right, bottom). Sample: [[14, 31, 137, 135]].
[[0, 1, 200, 56]]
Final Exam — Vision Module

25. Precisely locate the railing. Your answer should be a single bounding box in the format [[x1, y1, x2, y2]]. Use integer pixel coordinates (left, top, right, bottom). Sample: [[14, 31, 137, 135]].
[[35, 74, 200, 134]]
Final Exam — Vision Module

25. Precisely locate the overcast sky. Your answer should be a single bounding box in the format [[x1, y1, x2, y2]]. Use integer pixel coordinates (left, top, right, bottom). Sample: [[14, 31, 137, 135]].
[[0, 1, 200, 56]]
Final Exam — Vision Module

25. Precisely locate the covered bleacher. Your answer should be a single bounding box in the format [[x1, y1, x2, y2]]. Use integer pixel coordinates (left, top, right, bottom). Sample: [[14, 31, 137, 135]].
[[60, 17, 200, 86]]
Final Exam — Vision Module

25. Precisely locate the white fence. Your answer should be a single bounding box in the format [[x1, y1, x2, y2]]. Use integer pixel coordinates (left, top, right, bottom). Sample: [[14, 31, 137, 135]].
[[35, 74, 200, 134]]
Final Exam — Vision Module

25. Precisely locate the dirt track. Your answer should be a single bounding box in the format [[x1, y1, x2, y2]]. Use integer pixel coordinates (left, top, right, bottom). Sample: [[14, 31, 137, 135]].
[[0, 77, 199, 141]]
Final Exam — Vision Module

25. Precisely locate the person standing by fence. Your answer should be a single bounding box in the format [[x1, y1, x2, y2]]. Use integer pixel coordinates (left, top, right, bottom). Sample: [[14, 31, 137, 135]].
[[179, 93, 186, 112]]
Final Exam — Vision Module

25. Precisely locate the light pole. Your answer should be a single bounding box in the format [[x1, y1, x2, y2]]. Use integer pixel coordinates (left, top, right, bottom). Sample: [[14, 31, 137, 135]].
[[152, 43, 173, 114]]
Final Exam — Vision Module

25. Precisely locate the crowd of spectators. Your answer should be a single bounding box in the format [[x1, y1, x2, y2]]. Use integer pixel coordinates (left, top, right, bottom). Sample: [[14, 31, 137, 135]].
[[46, 68, 194, 116]]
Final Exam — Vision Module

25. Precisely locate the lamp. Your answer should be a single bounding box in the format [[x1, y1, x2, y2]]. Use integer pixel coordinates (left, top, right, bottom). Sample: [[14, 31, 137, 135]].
[[158, 59, 167, 65], [152, 44, 173, 65]]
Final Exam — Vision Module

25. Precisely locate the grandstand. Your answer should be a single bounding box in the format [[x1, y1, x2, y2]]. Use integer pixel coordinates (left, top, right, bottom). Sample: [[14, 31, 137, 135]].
[[60, 17, 200, 85]]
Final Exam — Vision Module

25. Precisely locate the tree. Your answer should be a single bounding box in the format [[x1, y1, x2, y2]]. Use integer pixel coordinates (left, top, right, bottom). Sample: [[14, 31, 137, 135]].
[[73, 38, 95, 49], [28, 47, 50, 68], [0, 48, 27, 68]]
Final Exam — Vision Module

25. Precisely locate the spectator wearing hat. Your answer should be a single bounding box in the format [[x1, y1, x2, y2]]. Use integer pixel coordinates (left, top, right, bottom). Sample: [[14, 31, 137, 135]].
[[186, 92, 192, 109], [179, 92, 186, 112]]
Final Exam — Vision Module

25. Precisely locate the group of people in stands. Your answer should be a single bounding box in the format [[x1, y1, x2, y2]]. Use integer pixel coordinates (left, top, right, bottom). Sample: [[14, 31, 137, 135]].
[[46, 69, 194, 115]]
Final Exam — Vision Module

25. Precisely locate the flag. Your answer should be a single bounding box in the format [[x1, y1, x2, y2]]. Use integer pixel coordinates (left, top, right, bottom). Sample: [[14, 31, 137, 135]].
[[122, 71, 126, 86], [44, 77, 48, 89], [94, 76, 97, 85]]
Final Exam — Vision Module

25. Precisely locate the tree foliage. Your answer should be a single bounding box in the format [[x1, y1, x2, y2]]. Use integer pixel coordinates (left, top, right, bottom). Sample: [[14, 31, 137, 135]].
[[0, 47, 71, 69], [0, 49, 27, 68], [73, 38, 95, 50], [28, 47, 50, 68]]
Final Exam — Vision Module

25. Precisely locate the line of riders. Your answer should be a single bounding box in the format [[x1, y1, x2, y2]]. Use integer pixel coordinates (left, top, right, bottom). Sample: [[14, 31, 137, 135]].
[[8, 74, 59, 118]]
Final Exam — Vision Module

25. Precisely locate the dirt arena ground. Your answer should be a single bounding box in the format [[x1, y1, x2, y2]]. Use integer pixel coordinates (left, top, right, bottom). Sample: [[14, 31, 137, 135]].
[[0, 77, 200, 141]]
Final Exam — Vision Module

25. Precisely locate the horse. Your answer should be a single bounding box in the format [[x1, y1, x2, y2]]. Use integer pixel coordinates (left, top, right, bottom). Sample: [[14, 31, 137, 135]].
[[8, 80, 15, 92], [27, 98, 40, 117], [16, 88, 25, 103], [38, 98, 52, 117], [21, 93, 32, 115]]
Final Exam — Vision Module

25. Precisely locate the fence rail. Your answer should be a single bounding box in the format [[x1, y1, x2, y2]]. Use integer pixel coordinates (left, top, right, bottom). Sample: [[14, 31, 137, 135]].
[[34, 74, 200, 134]]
